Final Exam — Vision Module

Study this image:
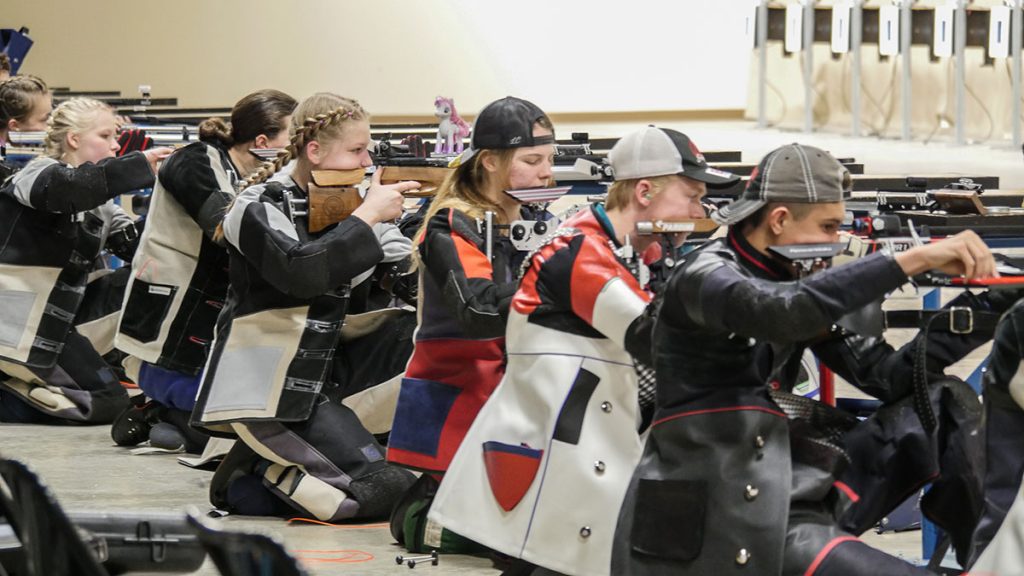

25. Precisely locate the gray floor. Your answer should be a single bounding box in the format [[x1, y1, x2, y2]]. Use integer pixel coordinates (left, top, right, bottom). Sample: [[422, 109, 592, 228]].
[[0, 421, 932, 575], [2, 119, 995, 575], [0, 424, 929, 575], [0, 424, 498, 575]]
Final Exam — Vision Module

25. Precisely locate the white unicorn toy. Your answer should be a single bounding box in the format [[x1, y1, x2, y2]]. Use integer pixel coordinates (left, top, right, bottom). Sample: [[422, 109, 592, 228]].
[[433, 96, 471, 156]]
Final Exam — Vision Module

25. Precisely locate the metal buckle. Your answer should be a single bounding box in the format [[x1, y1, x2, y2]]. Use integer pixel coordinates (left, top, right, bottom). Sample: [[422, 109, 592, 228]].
[[949, 306, 973, 334], [281, 189, 307, 224]]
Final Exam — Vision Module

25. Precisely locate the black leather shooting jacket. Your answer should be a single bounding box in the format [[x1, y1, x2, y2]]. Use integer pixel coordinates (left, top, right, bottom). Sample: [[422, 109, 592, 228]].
[[614, 229, 996, 575]]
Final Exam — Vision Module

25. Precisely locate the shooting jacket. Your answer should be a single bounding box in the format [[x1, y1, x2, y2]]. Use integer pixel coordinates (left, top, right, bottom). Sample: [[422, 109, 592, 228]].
[[387, 207, 525, 474], [428, 206, 653, 576], [969, 299, 1024, 569], [116, 141, 239, 375], [0, 154, 150, 368], [192, 177, 382, 428], [614, 229, 992, 575]]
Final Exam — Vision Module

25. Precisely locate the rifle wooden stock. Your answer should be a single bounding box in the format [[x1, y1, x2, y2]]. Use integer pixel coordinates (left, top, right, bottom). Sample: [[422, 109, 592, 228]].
[[379, 165, 452, 197], [933, 190, 987, 215], [305, 166, 452, 232], [307, 169, 365, 233], [306, 187, 363, 234], [636, 219, 719, 234]]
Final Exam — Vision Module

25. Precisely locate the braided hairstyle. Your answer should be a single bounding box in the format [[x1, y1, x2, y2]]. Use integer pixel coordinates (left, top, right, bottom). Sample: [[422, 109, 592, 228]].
[[0, 75, 48, 133], [213, 93, 368, 243], [244, 92, 368, 186]]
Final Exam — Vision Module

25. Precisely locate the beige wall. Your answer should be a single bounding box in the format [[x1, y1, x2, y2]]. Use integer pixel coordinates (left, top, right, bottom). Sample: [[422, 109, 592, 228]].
[[6, 0, 752, 117]]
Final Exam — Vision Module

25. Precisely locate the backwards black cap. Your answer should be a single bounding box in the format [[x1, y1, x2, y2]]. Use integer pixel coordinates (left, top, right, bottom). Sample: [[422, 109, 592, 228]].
[[461, 96, 554, 161]]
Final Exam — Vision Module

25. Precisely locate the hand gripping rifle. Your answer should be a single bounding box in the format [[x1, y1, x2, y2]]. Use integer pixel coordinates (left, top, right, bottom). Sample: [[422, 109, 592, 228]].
[[285, 164, 451, 233]]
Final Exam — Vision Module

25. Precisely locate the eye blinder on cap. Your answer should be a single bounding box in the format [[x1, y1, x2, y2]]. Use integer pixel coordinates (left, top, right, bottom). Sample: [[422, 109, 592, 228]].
[[520, 134, 555, 147]]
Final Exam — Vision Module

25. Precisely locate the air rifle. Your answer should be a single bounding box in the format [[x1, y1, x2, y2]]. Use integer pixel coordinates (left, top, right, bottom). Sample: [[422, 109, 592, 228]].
[[633, 219, 723, 290], [636, 219, 720, 235], [848, 178, 992, 237], [481, 187, 573, 261], [286, 164, 452, 233]]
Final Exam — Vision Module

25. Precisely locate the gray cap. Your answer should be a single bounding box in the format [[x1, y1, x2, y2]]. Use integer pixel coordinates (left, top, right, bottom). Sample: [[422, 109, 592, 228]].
[[608, 126, 739, 187], [712, 143, 852, 226]]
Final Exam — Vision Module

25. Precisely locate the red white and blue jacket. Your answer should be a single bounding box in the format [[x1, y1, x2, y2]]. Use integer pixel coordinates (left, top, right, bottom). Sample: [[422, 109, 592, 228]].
[[387, 207, 523, 474], [430, 205, 654, 576]]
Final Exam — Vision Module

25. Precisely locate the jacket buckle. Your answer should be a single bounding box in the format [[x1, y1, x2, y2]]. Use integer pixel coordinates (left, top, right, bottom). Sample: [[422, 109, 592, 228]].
[[949, 306, 973, 334]]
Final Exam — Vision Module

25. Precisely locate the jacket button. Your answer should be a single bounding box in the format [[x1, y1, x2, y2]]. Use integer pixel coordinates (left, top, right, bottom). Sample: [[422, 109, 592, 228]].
[[736, 548, 751, 565], [594, 461, 606, 474], [754, 435, 765, 449], [580, 526, 592, 538], [744, 485, 759, 501], [601, 401, 613, 413]]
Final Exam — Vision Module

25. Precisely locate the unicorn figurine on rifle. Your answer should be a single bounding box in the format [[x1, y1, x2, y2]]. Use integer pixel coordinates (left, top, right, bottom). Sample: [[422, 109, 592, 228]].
[[433, 96, 471, 156]]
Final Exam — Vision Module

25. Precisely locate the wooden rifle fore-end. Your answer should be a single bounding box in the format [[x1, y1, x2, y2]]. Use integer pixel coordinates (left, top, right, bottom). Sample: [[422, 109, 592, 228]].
[[636, 219, 720, 235], [378, 165, 452, 197], [305, 166, 454, 232]]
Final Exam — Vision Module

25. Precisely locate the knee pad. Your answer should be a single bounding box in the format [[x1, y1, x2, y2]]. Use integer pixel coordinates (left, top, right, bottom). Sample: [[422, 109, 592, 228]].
[[345, 465, 416, 520]]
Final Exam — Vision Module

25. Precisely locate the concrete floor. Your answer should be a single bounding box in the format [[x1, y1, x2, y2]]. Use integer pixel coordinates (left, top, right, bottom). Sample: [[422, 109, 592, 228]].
[[0, 394, 954, 571], [0, 425, 498, 575], [1, 119, 1000, 575], [0, 424, 932, 575]]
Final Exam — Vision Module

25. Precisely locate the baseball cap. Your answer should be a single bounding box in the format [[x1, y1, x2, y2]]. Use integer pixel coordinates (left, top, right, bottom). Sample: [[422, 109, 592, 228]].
[[712, 143, 852, 226], [460, 96, 554, 162], [608, 126, 739, 187]]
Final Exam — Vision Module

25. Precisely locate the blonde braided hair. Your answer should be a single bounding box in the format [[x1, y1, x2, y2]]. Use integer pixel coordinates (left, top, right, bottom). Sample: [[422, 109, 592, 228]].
[[214, 93, 368, 242], [244, 93, 367, 186]]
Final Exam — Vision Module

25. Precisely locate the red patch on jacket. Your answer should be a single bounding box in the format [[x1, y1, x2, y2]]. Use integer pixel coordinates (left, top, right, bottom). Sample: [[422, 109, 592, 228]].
[[482, 441, 544, 512]]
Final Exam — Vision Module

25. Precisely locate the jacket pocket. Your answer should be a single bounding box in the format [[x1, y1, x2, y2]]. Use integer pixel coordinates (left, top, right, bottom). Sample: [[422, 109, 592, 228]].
[[631, 478, 706, 561], [120, 279, 177, 343], [482, 441, 544, 511]]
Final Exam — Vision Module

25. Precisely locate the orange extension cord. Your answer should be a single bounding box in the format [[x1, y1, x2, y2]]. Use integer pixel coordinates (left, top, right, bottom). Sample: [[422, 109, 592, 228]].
[[285, 517, 388, 564]]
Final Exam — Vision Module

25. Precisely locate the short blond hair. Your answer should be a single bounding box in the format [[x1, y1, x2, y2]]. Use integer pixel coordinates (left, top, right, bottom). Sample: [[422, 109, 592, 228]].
[[604, 175, 677, 211], [45, 97, 111, 159]]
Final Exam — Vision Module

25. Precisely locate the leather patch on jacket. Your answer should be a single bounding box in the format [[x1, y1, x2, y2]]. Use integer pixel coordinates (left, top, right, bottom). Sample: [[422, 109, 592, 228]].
[[631, 478, 707, 561], [482, 441, 544, 512], [552, 367, 599, 445]]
